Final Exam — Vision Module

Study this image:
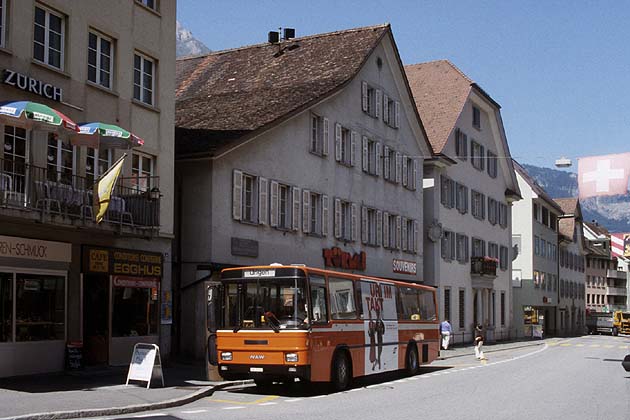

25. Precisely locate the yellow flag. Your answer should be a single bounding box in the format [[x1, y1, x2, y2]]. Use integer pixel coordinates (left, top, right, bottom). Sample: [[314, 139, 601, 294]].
[[93, 154, 126, 223]]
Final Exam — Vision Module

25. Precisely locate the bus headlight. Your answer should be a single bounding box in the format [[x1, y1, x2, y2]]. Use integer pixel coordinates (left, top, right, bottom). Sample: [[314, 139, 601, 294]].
[[221, 352, 233, 361], [285, 353, 298, 362]]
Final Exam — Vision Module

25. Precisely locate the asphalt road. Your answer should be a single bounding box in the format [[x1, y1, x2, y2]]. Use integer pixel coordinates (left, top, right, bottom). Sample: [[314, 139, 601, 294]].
[[99, 335, 630, 420]]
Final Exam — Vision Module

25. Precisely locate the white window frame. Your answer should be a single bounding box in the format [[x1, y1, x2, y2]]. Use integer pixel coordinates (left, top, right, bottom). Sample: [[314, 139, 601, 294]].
[[487, 150, 498, 178], [86, 148, 112, 183], [455, 128, 467, 160], [334, 199, 356, 242], [310, 113, 329, 156], [88, 30, 114, 89], [47, 134, 76, 184], [472, 237, 486, 258], [499, 246, 508, 270], [456, 183, 468, 214], [136, 0, 158, 11], [441, 230, 456, 261], [470, 140, 485, 171], [278, 183, 291, 230], [134, 52, 155, 106], [131, 152, 155, 192], [362, 137, 381, 176], [33, 5, 65, 70], [471, 190, 485, 220], [456, 233, 469, 263]]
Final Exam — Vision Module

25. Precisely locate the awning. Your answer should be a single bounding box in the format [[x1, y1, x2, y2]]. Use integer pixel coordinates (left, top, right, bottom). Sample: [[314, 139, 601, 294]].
[[0, 100, 79, 133], [73, 122, 145, 149]]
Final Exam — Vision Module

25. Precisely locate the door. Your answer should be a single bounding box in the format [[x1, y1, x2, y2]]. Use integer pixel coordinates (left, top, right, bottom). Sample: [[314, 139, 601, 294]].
[[83, 274, 109, 365]]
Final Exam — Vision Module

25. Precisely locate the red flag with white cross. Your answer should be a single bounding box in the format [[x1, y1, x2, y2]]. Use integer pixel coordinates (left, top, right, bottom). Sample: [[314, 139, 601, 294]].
[[578, 153, 630, 199]]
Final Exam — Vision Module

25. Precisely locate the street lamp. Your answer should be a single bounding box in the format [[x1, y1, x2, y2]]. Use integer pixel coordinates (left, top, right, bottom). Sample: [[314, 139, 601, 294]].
[[555, 157, 572, 168]]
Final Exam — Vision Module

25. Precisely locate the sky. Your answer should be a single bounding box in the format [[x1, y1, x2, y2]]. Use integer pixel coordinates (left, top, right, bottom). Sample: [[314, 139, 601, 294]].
[[177, 0, 630, 170]]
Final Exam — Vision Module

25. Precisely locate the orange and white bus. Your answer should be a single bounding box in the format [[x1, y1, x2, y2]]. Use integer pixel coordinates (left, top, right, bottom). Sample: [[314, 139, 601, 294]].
[[209, 264, 439, 390]]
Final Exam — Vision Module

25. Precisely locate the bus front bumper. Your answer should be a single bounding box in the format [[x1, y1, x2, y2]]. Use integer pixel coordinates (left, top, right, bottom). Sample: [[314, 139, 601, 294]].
[[219, 364, 311, 381]]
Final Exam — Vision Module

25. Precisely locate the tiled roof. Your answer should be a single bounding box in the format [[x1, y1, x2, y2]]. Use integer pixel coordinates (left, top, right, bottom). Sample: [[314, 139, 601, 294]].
[[404, 60, 472, 154], [554, 198, 579, 216], [175, 24, 390, 155], [584, 221, 610, 237], [555, 197, 582, 242], [513, 160, 563, 213]]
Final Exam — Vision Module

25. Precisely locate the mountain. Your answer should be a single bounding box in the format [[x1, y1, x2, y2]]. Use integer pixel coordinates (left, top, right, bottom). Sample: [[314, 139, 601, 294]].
[[176, 21, 210, 58], [522, 164, 630, 233]]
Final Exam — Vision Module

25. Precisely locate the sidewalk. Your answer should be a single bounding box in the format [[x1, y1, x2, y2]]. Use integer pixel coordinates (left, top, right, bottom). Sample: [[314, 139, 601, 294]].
[[439, 337, 547, 360], [0, 364, 245, 420]]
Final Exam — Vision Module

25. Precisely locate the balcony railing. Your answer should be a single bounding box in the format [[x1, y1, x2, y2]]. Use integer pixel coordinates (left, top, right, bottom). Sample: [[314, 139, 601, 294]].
[[0, 158, 160, 229], [471, 256, 498, 277], [605, 286, 628, 297], [606, 269, 627, 280]]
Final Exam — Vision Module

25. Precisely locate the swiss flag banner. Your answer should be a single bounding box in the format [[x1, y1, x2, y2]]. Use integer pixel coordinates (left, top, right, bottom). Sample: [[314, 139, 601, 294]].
[[578, 153, 630, 199]]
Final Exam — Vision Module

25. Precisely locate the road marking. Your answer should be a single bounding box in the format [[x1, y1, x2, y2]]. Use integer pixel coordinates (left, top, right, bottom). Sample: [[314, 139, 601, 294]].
[[181, 410, 207, 414], [223, 406, 245, 410], [285, 398, 303, 403], [311, 395, 327, 399], [590, 344, 600, 348], [134, 414, 167, 418], [548, 343, 558, 346], [210, 395, 279, 405], [575, 344, 584, 347], [259, 402, 278, 406], [603, 345, 613, 348], [619, 346, 629, 349], [560, 343, 571, 347]]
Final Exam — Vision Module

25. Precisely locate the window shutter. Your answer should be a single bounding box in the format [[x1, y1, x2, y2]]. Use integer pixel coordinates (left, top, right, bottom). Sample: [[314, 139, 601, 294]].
[[335, 123, 342, 161], [376, 210, 383, 246], [375, 89, 382, 119], [480, 145, 485, 170], [270, 180, 279, 227], [361, 206, 368, 244], [232, 169, 243, 220], [334, 198, 341, 238], [375, 142, 381, 176], [402, 155, 408, 187], [383, 212, 389, 248], [302, 189, 310, 233], [351, 203, 358, 242], [322, 195, 329, 236], [412, 159, 418, 190], [482, 193, 486, 219], [401, 217, 408, 251], [395, 152, 402, 183], [413, 221, 419, 253], [441, 234, 447, 259], [361, 81, 368, 112], [383, 94, 389, 123], [440, 176, 447, 206], [394, 101, 400, 128], [350, 131, 358, 166], [258, 177, 268, 225], [396, 216, 402, 249], [292, 187, 300, 231], [464, 186, 469, 213], [383, 146, 390, 180], [323, 117, 330, 156], [455, 128, 460, 156], [462, 133, 467, 160], [362, 136, 369, 172]]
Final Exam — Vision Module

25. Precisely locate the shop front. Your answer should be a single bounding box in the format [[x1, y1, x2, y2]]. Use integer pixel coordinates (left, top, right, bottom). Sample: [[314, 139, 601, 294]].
[[0, 235, 71, 377], [82, 246, 162, 366], [522, 305, 555, 338]]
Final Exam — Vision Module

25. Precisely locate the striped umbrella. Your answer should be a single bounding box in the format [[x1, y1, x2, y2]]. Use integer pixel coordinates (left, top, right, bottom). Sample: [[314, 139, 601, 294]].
[[0, 100, 79, 133], [73, 122, 145, 149]]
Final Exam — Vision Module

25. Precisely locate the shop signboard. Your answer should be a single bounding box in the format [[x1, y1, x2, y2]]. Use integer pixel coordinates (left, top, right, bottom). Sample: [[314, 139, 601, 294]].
[[126, 343, 164, 389], [392, 258, 417, 275], [82, 246, 163, 277], [0, 235, 71, 262]]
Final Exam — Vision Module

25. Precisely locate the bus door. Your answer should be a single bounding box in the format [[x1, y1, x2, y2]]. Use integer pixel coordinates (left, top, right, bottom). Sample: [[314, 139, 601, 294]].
[[206, 281, 223, 380]]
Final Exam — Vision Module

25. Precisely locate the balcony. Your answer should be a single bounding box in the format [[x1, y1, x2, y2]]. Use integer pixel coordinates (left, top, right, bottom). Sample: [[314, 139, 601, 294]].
[[0, 158, 160, 232], [471, 256, 498, 277], [606, 269, 627, 280], [605, 286, 628, 297]]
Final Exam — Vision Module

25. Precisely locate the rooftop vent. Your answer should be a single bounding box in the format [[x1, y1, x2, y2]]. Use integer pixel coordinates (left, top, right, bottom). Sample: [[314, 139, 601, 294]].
[[268, 31, 280, 44], [283, 28, 295, 40]]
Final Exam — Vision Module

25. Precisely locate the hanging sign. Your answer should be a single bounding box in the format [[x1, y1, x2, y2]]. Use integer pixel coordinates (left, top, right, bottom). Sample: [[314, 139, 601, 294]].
[[3, 69, 63, 102]]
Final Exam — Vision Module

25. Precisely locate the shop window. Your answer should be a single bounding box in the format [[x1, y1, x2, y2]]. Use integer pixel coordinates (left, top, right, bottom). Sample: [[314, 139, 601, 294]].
[[0, 273, 11, 342], [112, 278, 158, 337], [16, 274, 65, 341]]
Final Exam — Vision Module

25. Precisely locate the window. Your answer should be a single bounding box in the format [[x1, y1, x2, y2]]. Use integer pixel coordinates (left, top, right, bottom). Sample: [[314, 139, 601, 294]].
[[233, 170, 262, 224], [542, 207, 549, 226], [242, 173, 257, 223], [458, 289, 465, 329], [472, 237, 486, 257], [15, 274, 65, 341], [334, 124, 355, 166], [444, 289, 451, 323], [488, 242, 499, 260], [304, 191, 327, 236], [0, 273, 11, 342], [441, 230, 456, 261], [487, 151, 497, 178], [334, 199, 356, 241], [309, 275, 328, 323], [383, 146, 399, 182], [112, 279, 158, 337], [534, 236, 540, 255], [404, 218, 418, 253], [441, 175, 455, 208], [488, 197, 498, 225], [362, 137, 380, 175], [34, 6, 65, 70], [88, 31, 114, 89], [471, 190, 485, 220], [534, 271, 540, 288], [401, 156, 416, 190], [361, 207, 379, 246], [310, 113, 329, 156], [0, 0, 6, 48], [473, 106, 481, 129], [47, 133, 75, 184], [470, 141, 485, 170], [4, 125, 28, 188], [456, 183, 468, 214], [329, 277, 357, 320], [540, 239, 546, 258], [383, 213, 400, 249], [134, 53, 155, 105], [499, 203, 508, 228], [86, 148, 112, 186], [500, 292, 505, 326], [136, 0, 158, 11], [455, 128, 467, 160], [549, 213, 557, 231], [383, 94, 398, 128], [533, 203, 540, 222], [456, 233, 469, 263], [278, 184, 291, 229], [499, 246, 508, 270], [361, 81, 377, 117], [398, 287, 436, 321], [132, 152, 154, 191]]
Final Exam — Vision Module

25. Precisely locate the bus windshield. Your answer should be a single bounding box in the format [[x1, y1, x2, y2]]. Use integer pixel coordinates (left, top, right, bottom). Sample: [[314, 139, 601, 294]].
[[224, 277, 308, 331]]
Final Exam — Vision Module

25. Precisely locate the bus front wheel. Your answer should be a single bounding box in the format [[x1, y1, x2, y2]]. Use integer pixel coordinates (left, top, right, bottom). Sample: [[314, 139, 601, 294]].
[[332, 351, 351, 391], [406, 343, 419, 376]]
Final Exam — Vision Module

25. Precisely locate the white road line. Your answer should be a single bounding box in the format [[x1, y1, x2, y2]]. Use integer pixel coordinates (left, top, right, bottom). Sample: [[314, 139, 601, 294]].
[[181, 410, 207, 414], [285, 398, 303, 403], [311, 395, 327, 399], [135, 414, 167, 418], [348, 388, 362, 392], [223, 406, 245, 410], [259, 402, 278, 406]]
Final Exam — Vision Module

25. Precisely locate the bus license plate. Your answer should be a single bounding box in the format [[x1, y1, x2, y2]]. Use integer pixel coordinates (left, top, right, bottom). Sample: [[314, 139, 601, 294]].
[[250, 367, 264, 372]]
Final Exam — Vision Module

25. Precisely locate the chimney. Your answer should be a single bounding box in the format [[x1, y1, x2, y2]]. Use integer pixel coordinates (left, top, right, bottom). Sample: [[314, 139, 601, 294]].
[[268, 31, 280, 44]]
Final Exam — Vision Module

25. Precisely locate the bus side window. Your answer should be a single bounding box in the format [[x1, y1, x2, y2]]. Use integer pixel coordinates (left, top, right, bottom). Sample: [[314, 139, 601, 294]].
[[419, 289, 437, 321], [329, 277, 358, 320], [309, 275, 328, 323], [399, 287, 421, 320]]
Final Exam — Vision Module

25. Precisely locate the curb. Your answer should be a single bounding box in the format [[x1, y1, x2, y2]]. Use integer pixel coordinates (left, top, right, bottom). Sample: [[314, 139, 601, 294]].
[[440, 340, 545, 360], [1, 380, 252, 420]]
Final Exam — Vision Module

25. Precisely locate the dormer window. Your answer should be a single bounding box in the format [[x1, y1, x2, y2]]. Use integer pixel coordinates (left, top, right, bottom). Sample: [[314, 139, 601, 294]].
[[473, 106, 481, 129]]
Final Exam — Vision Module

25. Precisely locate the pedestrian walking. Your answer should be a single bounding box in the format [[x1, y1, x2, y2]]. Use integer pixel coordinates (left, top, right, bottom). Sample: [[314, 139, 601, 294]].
[[474, 324, 486, 360], [440, 319, 452, 350]]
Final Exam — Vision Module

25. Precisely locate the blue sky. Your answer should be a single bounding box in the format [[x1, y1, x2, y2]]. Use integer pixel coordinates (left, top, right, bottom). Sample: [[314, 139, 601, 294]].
[[177, 1, 630, 170]]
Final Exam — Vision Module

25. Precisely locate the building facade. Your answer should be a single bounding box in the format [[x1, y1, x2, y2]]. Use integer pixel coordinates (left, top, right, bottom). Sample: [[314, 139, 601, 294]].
[[0, 0, 175, 377], [405, 60, 521, 344], [586, 225, 628, 312], [174, 25, 433, 360], [511, 161, 562, 338], [555, 198, 586, 335]]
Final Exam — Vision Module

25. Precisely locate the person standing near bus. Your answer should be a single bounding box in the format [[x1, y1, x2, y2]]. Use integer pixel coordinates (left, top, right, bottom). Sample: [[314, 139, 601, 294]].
[[474, 324, 486, 360], [440, 319, 452, 350]]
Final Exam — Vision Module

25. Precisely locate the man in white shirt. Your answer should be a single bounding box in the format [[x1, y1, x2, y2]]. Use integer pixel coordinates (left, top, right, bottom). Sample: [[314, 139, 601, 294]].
[[440, 319, 452, 350]]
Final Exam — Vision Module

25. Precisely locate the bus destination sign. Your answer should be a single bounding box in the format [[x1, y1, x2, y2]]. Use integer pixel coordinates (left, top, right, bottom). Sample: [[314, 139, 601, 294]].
[[244, 269, 276, 278]]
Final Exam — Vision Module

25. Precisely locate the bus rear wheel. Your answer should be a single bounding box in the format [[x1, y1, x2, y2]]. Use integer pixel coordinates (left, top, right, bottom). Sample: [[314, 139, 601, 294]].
[[406, 343, 419, 376], [332, 352, 351, 391]]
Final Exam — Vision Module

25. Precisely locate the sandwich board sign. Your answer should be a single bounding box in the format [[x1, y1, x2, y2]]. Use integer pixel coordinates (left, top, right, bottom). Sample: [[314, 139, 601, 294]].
[[126, 343, 164, 389]]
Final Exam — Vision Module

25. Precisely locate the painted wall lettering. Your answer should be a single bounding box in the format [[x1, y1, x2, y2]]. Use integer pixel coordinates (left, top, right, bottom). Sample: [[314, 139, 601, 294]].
[[3, 69, 63, 102]]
